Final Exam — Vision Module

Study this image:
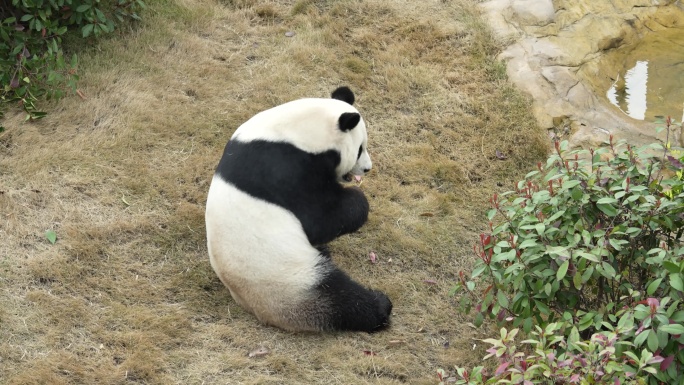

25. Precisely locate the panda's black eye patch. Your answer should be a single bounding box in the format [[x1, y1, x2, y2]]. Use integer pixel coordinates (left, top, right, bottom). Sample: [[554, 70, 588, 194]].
[[357, 145, 363, 160]]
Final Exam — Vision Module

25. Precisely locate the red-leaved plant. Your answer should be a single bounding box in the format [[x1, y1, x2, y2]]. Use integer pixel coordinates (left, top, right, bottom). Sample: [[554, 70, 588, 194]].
[[453, 118, 684, 384], [438, 322, 661, 384]]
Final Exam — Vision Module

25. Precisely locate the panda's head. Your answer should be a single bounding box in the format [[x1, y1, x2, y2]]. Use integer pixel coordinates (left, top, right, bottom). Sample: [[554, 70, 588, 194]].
[[330, 86, 372, 182], [232, 86, 372, 183]]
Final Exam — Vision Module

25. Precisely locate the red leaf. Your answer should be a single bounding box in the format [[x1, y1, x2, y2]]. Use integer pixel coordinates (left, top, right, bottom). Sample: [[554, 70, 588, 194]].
[[660, 355, 675, 371], [369, 252, 377, 264], [667, 155, 684, 169], [494, 362, 510, 376], [362, 350, 376, 356], [497, 309, 506, 321], [645, 298, 659, 307], [480, 233, 492, 246]]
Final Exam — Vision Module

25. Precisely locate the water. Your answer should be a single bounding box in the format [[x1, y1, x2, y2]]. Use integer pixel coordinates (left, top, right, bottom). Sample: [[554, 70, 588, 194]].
[[603, 28, 684, 122]]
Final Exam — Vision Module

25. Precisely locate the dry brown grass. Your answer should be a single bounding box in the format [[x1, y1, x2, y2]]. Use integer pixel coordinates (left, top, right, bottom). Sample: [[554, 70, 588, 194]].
[[0, 0, 548, 383]]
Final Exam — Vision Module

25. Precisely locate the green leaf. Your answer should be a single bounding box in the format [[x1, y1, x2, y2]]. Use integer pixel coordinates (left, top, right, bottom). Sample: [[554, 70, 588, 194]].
[[617, 311, 634, 330], [45, 230, 57, 244], [662, 260, 680, 274], [474, 312, 484, 327], [647, 278, 662, 295], [535, 300, 550, 316], [600, 261, 616, 278], [571, 187, 583, 201], [608, 238, 623, 251], [567, 326, 580, 349], [557, 260, 569, 281], [82, 23, 94, 38], [647, 329, 659, 351], [658, 323, 684, 335], [562, 180, 581, 189], [578, 251, 600, 263], [523, 317, 533, 333], [597, 203, 618, 217], [672, 311, 684, 323], [496, 290, 509, 308], [471, 265, 486, 279], [578, 312, 594, 331], [634, 329, 649, 346], [573, 271, 582, 289], [518, 239, 538, 249], [76, 4, 92, 12], [670, 274, 684, 292]]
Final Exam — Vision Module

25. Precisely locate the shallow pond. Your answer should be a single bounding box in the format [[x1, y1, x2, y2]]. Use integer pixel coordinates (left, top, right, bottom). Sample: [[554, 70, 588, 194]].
[[600, 28, 684, 122]]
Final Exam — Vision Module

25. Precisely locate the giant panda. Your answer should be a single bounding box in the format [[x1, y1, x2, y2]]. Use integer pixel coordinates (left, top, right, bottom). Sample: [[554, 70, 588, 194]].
[[205, 86, 392, 332]]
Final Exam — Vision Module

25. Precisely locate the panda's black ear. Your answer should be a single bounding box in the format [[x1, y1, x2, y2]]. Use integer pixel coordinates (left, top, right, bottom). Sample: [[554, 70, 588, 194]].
[[331, 86, 355, 105], [338, 112, 361, 132]]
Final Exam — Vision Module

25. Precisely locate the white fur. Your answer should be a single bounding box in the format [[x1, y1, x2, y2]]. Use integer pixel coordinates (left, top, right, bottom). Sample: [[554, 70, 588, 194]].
[[205, 177, 326, 324], [232, 98, 371, 179]]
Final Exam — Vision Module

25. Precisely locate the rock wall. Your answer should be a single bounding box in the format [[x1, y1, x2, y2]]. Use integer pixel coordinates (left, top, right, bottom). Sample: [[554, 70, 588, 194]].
[[481, 0, 684, 149]]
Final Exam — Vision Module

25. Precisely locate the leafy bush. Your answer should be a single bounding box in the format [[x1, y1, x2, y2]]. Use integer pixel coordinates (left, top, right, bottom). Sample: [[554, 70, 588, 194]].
[[0, 0, 145, 127], [438, 322, 660, 384], [454, 117, 684, 384]]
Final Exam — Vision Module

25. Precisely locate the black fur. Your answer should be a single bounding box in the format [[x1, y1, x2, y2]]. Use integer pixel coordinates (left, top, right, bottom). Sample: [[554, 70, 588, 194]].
[[216, 139, 369, 246], [338, 112, 361, 132], [315, 252, 392, 332], [331, 86, 355, 105]]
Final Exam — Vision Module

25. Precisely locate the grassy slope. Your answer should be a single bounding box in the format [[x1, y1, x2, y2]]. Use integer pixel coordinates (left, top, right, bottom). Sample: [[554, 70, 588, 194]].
[[0, 0, 548, 383]]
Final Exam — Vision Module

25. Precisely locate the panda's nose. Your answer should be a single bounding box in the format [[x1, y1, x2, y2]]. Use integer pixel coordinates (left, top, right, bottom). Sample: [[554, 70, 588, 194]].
[[363, 168, 371, 173]]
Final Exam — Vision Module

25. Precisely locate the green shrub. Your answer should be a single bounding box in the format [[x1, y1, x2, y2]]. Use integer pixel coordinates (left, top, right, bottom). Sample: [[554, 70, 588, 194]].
[[0, 0, 145, 128], [438, 322, 659, 384], [455, 117, 684, 384]]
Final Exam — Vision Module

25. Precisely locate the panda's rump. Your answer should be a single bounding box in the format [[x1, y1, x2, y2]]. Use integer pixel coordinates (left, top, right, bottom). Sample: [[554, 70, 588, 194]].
[[205, 176, 324, 314]]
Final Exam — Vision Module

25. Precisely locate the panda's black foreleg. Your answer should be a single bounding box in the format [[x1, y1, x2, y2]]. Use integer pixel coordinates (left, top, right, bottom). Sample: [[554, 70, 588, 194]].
[[334, 185, 370, 234], [306, 186, 369, 246], [315, 265, 392, 332]]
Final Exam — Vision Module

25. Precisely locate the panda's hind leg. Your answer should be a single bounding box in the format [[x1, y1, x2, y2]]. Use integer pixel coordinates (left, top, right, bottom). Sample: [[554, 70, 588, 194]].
[[315, 265, 392, 332]]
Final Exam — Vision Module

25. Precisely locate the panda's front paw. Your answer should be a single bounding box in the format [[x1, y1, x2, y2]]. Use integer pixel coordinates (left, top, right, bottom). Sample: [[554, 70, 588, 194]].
[[370, 290, 393, 332]]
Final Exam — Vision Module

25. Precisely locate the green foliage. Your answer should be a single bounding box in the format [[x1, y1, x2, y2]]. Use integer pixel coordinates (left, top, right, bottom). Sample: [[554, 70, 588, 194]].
[[45, 229, 57, 244], [455, 117, 684, 384], [0, 0, 145, 126], [438, 322, 658, 384]]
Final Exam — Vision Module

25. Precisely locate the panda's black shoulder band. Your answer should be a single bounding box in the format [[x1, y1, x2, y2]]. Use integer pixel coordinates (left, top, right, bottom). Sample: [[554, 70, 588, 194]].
[[331, 86, 355, 105]]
